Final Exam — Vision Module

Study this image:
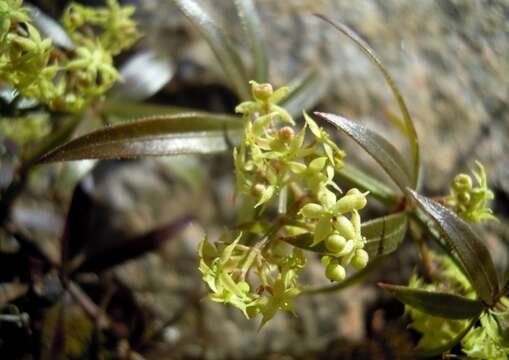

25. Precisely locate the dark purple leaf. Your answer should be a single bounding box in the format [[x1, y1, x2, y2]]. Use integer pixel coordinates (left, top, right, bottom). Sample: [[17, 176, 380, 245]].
[[315, 112, 412, 192], [380, 283, 484, 319], [76, 216, 192, 273], [407, 189, 499, 305]]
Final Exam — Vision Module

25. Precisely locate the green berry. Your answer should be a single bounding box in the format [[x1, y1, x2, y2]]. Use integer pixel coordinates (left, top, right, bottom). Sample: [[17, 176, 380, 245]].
[[299, 203, 324, 219], [334, 216, 356, 240], [325, 262, 346, 281], [351, 249, 369, 269], [325, 234, 347, 253], [334, 188, 367, 213]]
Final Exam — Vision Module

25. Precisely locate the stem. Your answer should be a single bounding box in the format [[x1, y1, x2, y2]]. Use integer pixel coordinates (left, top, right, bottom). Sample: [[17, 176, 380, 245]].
[[409, 219, 434, 279]]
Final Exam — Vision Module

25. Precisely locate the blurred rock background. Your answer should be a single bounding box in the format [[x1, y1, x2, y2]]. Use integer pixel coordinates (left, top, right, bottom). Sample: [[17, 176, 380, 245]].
[[6, 0, 508, 358]]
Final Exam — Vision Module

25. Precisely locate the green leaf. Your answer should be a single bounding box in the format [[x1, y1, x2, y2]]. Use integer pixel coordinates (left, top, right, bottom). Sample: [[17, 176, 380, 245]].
[[336, 163, 399, 207], [315, 14, 420, 187], [283, 212, 407, 257], [380, 283, 485, 319], [172, 0, 250, 100], [233, 0, 268, 82], [315, 112, 412, 192], [37, 113, 243, 163], [416, 317, 478, 357], [101, 99, 192, 120], [363, 212, 408, 258], [280, 68, 325, 118], [407, 189, 499, 305]]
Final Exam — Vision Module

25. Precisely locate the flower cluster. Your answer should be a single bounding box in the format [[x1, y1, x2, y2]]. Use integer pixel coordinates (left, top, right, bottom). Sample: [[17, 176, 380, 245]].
[[199, 234, 306, 330], [0, 0, 139, 113], [407, 252, 509, 359], [445, 161, 497, 223], [198, 81, 370, 328]]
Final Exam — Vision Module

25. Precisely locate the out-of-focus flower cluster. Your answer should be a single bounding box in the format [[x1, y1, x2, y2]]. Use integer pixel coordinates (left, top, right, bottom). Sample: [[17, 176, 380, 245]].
[[199, 81, 370, 328], [0, 0, 139, 113], [407, 252, 509, 359], [446, 161, 496, 223]]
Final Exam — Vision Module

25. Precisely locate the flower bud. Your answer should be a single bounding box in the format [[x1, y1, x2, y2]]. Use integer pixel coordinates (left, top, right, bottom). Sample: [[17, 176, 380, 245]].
[[299, 203, 324, 219], [351, 249, 369, 269], [318, 187, 337, 209], [452, 174, 472, 192], [334, 216, 356, 240], [251, 183, 266, 198], [325, 234, 347, 253], [279, 126, 295, 140], [333, 189, 367, 213], [325, 262, 346, 281], [252, 83, 273, 101]]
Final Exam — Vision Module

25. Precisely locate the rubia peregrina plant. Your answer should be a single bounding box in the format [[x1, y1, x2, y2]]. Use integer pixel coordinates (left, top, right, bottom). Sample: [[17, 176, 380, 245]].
[[0, 0, 140, 113], [198, 81, 370, 328], [0, 0, 139, 225], [27, 1, 508, 357]]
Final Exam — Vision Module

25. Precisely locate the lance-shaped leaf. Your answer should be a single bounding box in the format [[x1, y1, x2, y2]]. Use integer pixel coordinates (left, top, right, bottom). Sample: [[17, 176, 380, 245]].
[[76, 216, 192, 273], [282, 212, 407, 258], [337, 163, 398, 207], [233, 0, 268, 82], [172, 0, 250, 100], [280, 68, 325, 118], [363, 212, 408, 258], [37, 113, 243, 163], [101, 99, 191, 120], [315, 112, 412, 192], [315, 14, 420, 187], [379, 283, 485, 319], [111, 50, 174, 101], [417, 317, 478, 357], [407, 189, 499, 305]]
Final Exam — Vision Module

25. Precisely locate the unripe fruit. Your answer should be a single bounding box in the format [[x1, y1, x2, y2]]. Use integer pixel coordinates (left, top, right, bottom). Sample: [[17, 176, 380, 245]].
[[299, 203, 324, 219], [325, 234, 347, 253], [351, 249, 369, 269], [325, 263, 346, 281], [333, 189, 367, 213], [253, 83, 273, 101], [334, 216, 356, 240]]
